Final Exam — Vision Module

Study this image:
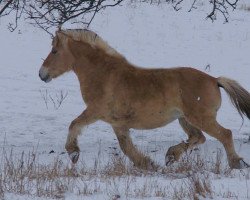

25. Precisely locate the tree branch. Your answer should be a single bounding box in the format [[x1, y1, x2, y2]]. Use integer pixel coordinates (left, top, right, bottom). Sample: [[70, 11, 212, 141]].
[[0, 0, 14, 16], [0, 0, 241, 34]]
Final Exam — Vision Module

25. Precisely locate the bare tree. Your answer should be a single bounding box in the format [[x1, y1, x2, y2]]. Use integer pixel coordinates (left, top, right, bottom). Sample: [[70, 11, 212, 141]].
[[0, 0, 125, 34], [206, 0, 239, 22], [0, 0, 240, 35], [146, 0, 239, 22]]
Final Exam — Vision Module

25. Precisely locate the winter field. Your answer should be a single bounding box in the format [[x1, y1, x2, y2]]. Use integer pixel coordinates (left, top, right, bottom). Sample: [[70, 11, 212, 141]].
[[1, 1, 250, 199]]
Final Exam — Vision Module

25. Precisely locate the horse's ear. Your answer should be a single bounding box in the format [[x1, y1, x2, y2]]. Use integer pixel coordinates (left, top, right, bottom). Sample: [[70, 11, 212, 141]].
[[53, 29, 64, 47], [55, 31, 65, 42], [55, 30, 61, 37], [55, 25, 63, 38], [55, 25, 62, 34]]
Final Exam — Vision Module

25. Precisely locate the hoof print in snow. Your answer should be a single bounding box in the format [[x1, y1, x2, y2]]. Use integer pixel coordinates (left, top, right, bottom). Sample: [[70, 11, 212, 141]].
[[193, 147, 200, 151], [49, 150, 55, 154], [112, 194, 121, 200]]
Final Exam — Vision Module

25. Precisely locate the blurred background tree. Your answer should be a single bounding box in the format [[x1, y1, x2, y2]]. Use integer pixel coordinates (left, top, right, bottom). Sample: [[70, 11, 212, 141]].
[[0, 0, 239, 35]]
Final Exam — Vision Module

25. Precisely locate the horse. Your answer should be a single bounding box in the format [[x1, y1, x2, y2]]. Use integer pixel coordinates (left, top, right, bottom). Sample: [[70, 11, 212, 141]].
[[39, 29, 250, 170]]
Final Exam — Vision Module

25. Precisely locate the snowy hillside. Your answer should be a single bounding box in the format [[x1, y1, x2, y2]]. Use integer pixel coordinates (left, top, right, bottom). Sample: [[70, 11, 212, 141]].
[[0, 1, 250, 199]]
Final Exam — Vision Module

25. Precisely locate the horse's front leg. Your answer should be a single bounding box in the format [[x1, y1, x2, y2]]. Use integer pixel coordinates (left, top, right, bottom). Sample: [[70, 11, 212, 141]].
[[65, 109, 97, 163], [112, 126, 158, 170]]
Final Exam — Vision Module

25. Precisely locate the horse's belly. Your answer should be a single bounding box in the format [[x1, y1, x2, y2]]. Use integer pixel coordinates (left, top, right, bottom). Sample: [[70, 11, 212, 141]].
[[104, 94, 182, 129], [104, 109, 181, 129], [130, 108, 182, 129]]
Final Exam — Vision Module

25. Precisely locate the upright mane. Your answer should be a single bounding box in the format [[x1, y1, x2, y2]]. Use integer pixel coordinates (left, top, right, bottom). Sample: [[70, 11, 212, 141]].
[[60, 29, 124, 58]]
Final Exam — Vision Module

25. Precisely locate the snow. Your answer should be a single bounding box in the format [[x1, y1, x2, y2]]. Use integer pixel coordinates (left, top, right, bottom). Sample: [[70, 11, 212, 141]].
[[0, 1, 250, 199]]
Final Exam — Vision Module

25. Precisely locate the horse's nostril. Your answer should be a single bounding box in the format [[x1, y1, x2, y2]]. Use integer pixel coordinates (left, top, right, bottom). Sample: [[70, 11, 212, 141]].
[[42, 75, 52, 83], [39, 67, 52, 82], [39, 72, 46, 81], [39, 73, 49, 82]]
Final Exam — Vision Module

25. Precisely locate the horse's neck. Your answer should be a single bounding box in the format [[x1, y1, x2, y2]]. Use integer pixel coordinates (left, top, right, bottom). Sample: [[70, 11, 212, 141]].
[[70, 39, 132, 103], [73, 51, 111, 78], [73, 43, 128, 80], [73, 50, 120, 104]]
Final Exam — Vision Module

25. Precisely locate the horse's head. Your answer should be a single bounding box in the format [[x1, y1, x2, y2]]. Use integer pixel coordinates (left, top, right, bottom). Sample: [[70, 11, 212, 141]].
[[39, 31, 75, 83]]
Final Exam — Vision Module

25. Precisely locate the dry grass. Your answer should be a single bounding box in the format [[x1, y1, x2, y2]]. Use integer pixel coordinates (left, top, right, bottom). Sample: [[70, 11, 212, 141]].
[[162, 148, 232, 179], [0, 146, 245, 199], [240, 4, 250, 12], [171, 173, 212, 200]]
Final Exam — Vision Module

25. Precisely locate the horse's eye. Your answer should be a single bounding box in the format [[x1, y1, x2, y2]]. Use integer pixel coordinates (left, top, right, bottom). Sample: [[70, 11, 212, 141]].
[[51, 49, 57, 54]]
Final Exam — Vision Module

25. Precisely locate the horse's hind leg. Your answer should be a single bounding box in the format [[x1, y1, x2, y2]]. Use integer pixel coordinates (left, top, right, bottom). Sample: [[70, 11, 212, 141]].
[[165, 118, 206, 165], [187, 116, 249, 169], [113, 126, 157, 170], [65, 109, 97, 163]]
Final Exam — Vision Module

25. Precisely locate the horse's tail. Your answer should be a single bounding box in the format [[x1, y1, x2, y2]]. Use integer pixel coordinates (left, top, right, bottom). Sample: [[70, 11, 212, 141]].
[[218, 77, 250, 120]]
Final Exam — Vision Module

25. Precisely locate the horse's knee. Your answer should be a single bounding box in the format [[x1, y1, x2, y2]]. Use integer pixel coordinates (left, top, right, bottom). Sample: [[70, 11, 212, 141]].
[[68, 119, 84, 140], [69, 119, 78, 130], [66, 120, 82, 150]]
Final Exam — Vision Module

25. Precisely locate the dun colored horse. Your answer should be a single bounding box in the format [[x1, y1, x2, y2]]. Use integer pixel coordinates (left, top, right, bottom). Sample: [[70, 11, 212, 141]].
[[39, 29, 250, 169]]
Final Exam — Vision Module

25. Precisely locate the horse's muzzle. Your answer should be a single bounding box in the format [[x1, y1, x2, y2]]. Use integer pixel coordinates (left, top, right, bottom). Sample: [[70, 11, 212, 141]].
[[39, 66, 52, 83]]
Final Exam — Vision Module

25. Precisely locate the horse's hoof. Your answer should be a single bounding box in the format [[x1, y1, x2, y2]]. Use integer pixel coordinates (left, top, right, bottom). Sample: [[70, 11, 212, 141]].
[[69, 151, 79, 164], [165, 155, 175, 166], [230, 159, 250, 169]]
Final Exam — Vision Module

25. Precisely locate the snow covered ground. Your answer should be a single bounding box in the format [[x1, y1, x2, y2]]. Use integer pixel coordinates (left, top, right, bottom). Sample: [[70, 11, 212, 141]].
[[0, 1, 250, 199]]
